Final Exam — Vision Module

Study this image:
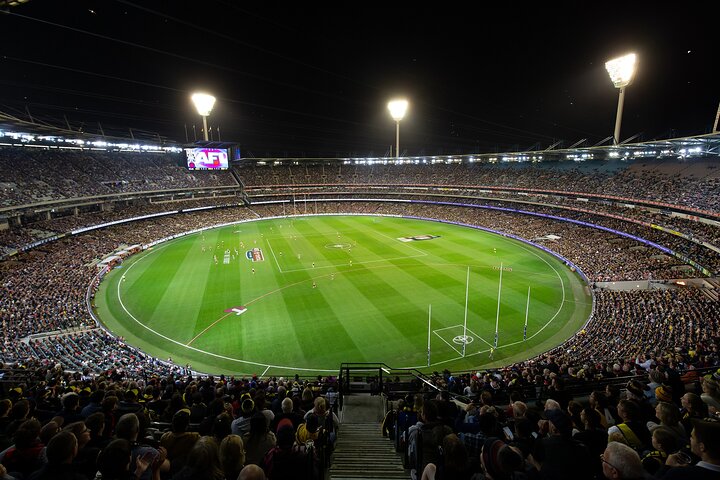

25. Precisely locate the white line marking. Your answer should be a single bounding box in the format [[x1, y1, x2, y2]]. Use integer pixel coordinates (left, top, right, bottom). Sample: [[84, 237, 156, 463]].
[[266, 239, 284, 273]]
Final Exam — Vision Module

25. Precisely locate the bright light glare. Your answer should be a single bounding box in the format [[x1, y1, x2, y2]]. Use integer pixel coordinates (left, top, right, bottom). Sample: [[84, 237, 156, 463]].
[[387, 99, 409, 121], [605, 53, 637, 88], [191, 93, 216, 116]]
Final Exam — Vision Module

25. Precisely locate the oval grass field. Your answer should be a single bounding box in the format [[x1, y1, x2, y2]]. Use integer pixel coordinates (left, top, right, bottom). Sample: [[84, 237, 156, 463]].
[[94, 215, 593, 376]]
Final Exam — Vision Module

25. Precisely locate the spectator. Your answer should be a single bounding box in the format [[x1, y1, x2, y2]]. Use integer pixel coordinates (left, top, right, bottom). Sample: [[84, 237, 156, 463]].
[[601, 441, 646, 479]]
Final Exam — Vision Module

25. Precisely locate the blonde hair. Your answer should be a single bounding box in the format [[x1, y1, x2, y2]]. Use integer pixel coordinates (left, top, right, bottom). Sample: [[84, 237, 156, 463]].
[[219, 434, 245, 479]]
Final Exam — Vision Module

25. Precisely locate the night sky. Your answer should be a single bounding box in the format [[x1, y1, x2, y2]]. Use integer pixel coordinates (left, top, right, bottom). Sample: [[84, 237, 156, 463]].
[[1, 1, 717, 157]]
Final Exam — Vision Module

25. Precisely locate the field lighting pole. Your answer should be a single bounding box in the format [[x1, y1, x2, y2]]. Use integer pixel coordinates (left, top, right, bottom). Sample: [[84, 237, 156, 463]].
[[191, 92, 216, 141], [387, 99, 408, 158], [605, 53, 637, 145]]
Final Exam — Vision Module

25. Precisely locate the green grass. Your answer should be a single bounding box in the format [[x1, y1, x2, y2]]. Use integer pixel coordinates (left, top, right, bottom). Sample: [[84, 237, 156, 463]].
[[94, 215, 592, 376]]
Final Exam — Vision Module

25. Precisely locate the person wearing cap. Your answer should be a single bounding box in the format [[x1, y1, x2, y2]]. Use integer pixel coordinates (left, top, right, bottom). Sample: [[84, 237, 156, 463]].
[[529, 408, 594, 479], [160, 408, 200, 476]]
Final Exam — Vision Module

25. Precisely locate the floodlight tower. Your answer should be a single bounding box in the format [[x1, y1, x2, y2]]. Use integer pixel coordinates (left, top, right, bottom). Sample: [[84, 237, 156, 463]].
[[387, 99, 409, 158], [605, 53, 637, 145], [191, 92, 216, 141]]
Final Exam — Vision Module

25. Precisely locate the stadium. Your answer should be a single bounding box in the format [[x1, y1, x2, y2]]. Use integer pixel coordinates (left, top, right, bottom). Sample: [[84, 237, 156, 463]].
[[2, 3, 720, 480]]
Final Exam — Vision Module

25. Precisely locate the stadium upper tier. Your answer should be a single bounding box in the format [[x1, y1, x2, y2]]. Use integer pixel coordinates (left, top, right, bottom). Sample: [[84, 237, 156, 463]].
[[1, 147, 719, 215]]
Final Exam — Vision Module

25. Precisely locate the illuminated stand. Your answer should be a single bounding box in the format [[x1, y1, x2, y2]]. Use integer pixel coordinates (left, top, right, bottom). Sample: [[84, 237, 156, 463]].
[[191, 92, 216, 141], [605, 53, 637, 146], [387, 99, 408, 158]]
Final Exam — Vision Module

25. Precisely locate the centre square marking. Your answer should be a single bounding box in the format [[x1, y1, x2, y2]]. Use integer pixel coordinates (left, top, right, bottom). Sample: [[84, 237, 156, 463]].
[[325, 243, 352, 250], [452, 335, 474, 345]]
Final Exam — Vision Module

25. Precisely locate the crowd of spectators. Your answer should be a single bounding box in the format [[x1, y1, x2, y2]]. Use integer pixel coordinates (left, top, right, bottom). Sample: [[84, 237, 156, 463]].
[[0, 363, 339, 479], [237, 160, 720, 213], [0, 148, 237, 208], [1, 150, 720, 478], [390, 359, 720, 479]]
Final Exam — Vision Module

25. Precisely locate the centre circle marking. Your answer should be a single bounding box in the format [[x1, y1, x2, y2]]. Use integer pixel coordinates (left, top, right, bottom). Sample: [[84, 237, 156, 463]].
[[453, 335, 474, 345]]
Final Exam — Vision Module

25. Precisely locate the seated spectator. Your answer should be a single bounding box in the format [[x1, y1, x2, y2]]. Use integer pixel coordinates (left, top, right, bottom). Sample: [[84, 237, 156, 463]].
[[242, 413, 276, 466], [573, 407, 608, 477], [263, 419, 315, 480], [98, 438, 160, 480], [159, 408, 200, 476], [269, 398, 304, 433], [219, 434, 245, 480], [63, 421, 100, 479], [420, 433, 473, 480], [239, 464, 266, 480], [167, 436, 224, 480], [662, 419, 720, 479], [642, 426, 678, 476], [231, 397, 255, 437], [28, 430, 86, 480], [608, 400, 651, 453], [647, 402, 686, 444], [530, 408, 594, 480], [1, 418, 44, 479], [680, 393, 707, 434], [479, 437, 524, 480], [601, 441, 646, 480], [114, 413, 169, 480]]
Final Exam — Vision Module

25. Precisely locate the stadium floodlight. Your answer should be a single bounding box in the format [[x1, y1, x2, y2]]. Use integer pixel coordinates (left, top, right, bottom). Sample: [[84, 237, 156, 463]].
[[387, 99, 409, 158], [191, 93, 216, 141], [605, 53, 637, 145]]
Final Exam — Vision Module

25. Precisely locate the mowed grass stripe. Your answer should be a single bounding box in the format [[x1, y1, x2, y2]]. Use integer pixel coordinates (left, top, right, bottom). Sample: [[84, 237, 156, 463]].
[[122, 235, 199, 332]]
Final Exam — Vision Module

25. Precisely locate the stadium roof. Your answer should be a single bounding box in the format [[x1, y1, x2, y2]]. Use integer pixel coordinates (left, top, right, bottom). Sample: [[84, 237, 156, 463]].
[[2, 112, 719, 163]]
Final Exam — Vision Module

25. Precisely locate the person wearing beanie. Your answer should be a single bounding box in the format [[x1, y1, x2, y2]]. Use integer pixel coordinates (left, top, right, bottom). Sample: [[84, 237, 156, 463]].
[[479, 437, 522, 480]]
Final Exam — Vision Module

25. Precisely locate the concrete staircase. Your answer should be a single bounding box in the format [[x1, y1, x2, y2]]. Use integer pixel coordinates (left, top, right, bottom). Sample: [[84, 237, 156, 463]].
[[329, 395, 408, 480]]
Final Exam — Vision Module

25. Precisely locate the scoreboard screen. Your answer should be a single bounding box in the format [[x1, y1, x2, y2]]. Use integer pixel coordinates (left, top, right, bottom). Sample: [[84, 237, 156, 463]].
[[185, 147, 229, 170]]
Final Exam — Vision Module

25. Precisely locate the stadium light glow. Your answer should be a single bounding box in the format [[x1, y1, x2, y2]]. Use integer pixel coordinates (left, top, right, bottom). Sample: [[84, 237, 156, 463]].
[[191, 92, 216, 141], [605, 53, 637, 145], [387, 99, 408, 158]]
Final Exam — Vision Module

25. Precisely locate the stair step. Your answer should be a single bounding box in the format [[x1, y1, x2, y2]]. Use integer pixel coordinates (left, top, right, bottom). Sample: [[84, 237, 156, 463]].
[[330, 421, 408, 480]]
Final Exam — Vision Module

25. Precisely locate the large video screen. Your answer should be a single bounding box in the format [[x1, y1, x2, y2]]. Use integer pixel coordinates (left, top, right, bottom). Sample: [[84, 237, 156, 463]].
[[185, 147, 229, 170]]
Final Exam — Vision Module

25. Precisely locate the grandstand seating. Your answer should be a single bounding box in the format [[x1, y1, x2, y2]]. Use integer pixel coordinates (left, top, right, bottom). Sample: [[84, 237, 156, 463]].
[[2, 147, 720, 479]]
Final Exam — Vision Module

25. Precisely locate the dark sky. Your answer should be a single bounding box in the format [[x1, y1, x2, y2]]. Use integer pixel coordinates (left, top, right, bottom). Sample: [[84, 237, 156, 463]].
[[1, 1, 717, 157]]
